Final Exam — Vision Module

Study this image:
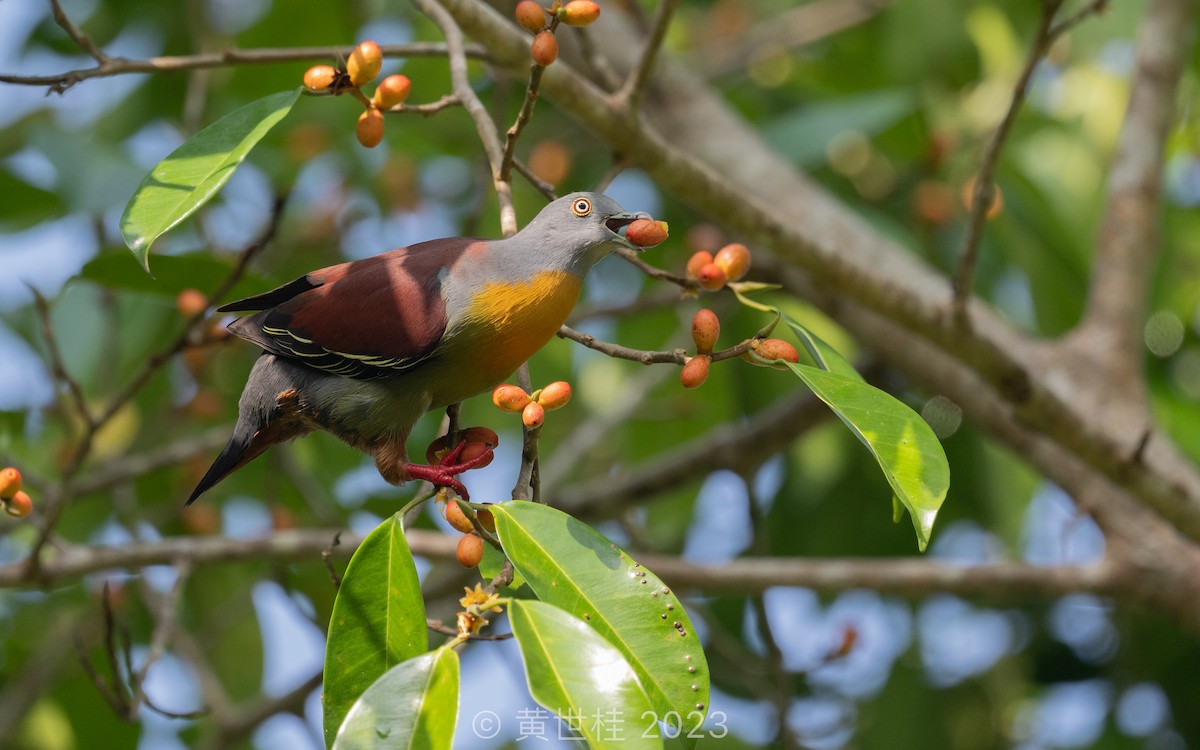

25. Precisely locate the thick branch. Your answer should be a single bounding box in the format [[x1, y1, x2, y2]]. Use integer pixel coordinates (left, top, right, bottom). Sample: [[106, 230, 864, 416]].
[[1073, 0, 1196, 388]]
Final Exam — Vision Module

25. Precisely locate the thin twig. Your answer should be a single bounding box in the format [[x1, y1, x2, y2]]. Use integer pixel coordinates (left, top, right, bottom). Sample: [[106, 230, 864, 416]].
[[558, 324, 760, 364], [0, 42, 484, 93], [32, 289, 93, 427], [427, 619, 513, 640], [382, 94, 463, 117], [48, 0, 109, 64], [412, 0, 518, 236], [951, 0, 1101, 318], [500, 62, 550, 182], [612, 0, 680, 115], [511, 158, 558, 200]]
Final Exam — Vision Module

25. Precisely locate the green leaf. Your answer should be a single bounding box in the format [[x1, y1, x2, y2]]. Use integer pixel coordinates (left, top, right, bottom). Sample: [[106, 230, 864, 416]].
[[324, 512, 428, 749], [784, 363, 949, 550], [492, 502, 710, 730], [510, 601, 661, 749], [478, 543, 534, 598], [784, 319, 863, 382], [332, 647, 459, 750], [120, 88, 301, 270], [733, 291, 949, 548]]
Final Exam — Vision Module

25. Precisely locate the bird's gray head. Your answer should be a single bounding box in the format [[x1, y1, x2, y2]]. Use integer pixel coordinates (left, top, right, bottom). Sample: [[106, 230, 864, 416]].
[[506, 191, 652, 275]]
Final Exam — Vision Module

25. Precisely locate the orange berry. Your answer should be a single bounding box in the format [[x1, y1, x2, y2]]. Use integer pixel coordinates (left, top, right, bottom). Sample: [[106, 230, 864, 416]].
[[176, 288, 207, 318], [713, 243, 751, 281], [696, 263, 727, 291], [743, 338, 800, 369], [691, 309, 720, 354], [535, 381, 572, 410], [531, 31, 558, 66], [477, 505, 496, 533], [374, 74, 411, 109], [445, 502, 475, 533], [303, 64, 337, 91], [4, 490, 32, 519], [0, 467, 22, 500], [680, 355, 711, 389], [522, 401, 545, 429], [625, 219, 669, 248], [456, 533, 484, 568], [356, 108, 385, 148], [493, 384, 532, 413], [686, 251, 713, 279], [515, 0, 547, 32], [347, 40, 383, 87], [561, 0, 601, 26]]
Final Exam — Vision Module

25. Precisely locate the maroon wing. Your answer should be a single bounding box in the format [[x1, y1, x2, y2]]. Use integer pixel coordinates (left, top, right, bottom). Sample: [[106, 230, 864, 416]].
[[221, 237, 483, 380]]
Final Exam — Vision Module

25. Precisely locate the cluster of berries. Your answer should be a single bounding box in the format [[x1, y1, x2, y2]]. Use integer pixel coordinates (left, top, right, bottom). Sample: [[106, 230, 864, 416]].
[[492, 381, 572, 430], [514, 0, 602, 66], [444, 498, 496, 568], [0, 467, 30, 519], [303, 41, 412, 149], [687, 242, 750, 291]]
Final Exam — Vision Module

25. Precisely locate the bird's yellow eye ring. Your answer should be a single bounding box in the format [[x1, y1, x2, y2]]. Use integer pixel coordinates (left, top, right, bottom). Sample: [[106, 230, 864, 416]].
[[572, 198, 592, 217]]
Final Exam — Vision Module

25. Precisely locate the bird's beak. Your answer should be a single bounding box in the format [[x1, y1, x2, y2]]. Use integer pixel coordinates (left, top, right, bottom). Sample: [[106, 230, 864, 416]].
[[604, 211, 654, 252]]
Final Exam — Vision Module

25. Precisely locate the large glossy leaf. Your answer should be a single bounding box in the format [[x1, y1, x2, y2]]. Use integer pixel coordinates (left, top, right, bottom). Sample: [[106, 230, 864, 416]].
[[332, 648, 459, 750], [492, 502, 710, 731], [120, 88, 301, 270], [785, 363, 949, 550], [510, 601, 661, 749], [324, 512, 428, 748], [735, 291, 949, 549]]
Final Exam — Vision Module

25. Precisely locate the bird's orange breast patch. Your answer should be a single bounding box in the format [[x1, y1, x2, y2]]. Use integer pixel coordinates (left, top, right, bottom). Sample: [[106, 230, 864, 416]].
[[464, 270, 582, 376]]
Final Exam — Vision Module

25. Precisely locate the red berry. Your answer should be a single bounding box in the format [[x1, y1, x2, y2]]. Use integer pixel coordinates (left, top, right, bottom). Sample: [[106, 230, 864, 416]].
[[515, 0, 547, 32], [522, 402, 545, 429], [691, 309, 720, 354], [696, 263, 727, 291], [680, 355, 711, 389], [531, 31, 558, 66], [625, 219, 669, 248]]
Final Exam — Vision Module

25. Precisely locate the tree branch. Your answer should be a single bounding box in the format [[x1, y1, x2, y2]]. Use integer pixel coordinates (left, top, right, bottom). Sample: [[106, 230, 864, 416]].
[[1072, 0, 1195, 390]]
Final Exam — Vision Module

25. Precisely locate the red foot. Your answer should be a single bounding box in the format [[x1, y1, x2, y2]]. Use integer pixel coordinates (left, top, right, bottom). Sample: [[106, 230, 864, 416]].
[[403, 441, 495, 501]]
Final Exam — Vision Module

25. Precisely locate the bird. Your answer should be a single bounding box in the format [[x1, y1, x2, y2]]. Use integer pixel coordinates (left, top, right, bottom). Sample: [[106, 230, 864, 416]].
[[188, 192, 651, 504]]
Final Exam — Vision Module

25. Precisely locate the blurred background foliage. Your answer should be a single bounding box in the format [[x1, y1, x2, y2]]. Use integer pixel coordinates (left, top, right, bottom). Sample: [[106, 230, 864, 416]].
[[2, 0, 1199, 748]]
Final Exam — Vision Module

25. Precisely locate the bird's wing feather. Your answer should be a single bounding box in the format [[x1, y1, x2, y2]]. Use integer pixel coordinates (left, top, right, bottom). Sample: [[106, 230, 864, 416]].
[[224, 237, 482, 380]]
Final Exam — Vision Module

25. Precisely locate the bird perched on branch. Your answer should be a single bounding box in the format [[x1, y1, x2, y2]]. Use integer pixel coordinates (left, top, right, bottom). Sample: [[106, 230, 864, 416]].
[[188, 192, 650, 503]]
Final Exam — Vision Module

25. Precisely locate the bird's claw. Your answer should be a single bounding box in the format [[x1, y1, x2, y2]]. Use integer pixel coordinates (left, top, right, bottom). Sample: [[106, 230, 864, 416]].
[[404, 441, 495, 502]]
